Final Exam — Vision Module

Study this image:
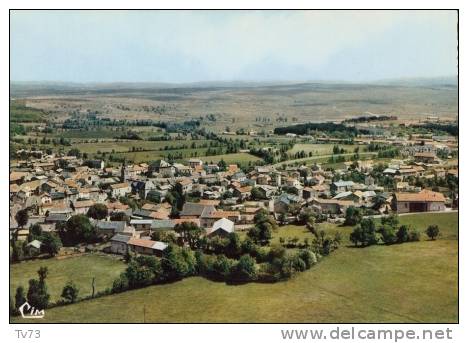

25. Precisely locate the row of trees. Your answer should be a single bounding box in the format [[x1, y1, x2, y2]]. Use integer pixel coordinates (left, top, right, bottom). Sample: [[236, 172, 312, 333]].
[[350, 215, 440, 247]]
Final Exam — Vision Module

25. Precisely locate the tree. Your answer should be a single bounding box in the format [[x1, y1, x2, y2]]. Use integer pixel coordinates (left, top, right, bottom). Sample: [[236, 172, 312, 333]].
[[379, 225, 397, 244], [396, 225, 410, 243], [247, 221, 272, 245], [59, 215, 97, 245], [29, 223, 43, 239], [344, 206, 362, 226], [15, 286, 26, 311], [61, 281, 79, 303], [110, 211, 130, 223], [225, 232, 242, 258], [212, 254, 233, 279], [41, 232, 62, 257], [231, 254, 257, 282], [146, 191, 161, 204], [248, 209, 277, 245], [174, 222, 202, 249], [15, 209, 29, 228], [381, 214, 399, 230], [67, 148, 82, 158], [250, 187, 264, 200], [161, 245, 192, 281], [217, 159, 227, 171], [27, 267, 50, 309], [350, 218, 378, 247], [426, 225, 440, 240], [87, 203, 108, 220]]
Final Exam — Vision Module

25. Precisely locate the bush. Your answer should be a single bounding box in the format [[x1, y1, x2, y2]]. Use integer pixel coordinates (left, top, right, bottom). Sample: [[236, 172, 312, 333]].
[[344, 206, 362, 226], [350, 218, 378, 247], [211, 254, 235, 280], [231, 254, 257, 282], [396, 225, 410, 243], [112, 274, 129, 293], [426, 225, 440, 240], [408, 229, 421, 242], [379, 225, 397, 244], [61, 281, 79, 303], [297, 249, 317, 269]]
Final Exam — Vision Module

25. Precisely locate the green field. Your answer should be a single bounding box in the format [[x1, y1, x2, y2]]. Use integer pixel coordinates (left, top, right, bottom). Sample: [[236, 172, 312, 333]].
[[73, 139, 213, 154], [288, 143, 360, 156], [12, 212, 457, 323], [10, 100, 47, 123], [10, 254, 126, 302], [200, 152, 262, 166]]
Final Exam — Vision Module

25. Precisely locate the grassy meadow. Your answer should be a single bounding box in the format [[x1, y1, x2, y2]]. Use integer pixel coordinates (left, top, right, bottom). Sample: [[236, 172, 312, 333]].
[[11, 212, 458, 323], [10, 254, 126, 302]]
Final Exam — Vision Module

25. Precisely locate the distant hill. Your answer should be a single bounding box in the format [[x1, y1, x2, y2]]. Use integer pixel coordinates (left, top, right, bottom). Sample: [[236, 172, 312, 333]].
[[11, 76, 458, 97]]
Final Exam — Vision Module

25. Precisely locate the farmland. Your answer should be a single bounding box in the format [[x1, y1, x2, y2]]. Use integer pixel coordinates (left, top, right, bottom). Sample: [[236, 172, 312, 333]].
[[12, 212, 457, 323]]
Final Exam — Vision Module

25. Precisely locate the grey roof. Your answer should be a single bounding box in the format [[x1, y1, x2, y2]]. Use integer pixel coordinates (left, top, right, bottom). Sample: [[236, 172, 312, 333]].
[[96, 221, 126, 232], [46, 213, 69, 222], [151, 219, 175, 230], [180, 203, 215, 217], [132, 209, 153, 218], [110, 234, 131, 244]]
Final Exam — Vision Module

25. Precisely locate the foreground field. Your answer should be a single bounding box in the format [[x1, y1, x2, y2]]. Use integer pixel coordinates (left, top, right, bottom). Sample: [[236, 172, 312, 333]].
[[10, 254, 126, 302], [12, 213, 457, 323]]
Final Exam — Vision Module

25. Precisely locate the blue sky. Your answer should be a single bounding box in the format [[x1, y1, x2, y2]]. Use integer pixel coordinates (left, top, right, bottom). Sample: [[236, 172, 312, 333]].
[[10, 10, 458, 83]]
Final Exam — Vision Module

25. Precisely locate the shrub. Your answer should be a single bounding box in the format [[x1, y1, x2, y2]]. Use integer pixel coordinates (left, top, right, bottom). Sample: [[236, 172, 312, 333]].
[[112, 274, 129, 293], [61, 281, 79, 303], [379, 225, 397, 244], [426, 225, 440, 240], [231, 254, 257, 282], [396, 225, 410, 243], [350, 218, 378, 247], [408, 229, 421, 242], [297, 249, 317, 269]]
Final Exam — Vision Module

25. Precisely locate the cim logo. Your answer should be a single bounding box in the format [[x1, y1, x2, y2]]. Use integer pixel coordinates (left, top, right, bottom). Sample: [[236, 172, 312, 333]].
[[18, 302, 45, 319]]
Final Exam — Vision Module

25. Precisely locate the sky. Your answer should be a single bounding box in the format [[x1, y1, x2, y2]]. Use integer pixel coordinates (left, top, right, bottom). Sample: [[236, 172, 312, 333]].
[[10, 10, 458, 83]]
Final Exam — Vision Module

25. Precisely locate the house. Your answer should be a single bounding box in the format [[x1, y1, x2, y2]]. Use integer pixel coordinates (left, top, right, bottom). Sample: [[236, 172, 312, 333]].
[[96, 220, 127, 236], [173, 163, 192, 176], [188, 158, 203, 168], [127, 238, 168, 256], [331, 180, 355, 193], [85, 159, 105, 169], [110, 234, 132, 255], [393, 189, 446, 213], [73, 200, 94, 215], [151, 219, 177, 231], [130, 219, 153, 231], [131, 180, 156, 199], [414, 152, 437, 164], [333, 191, 360, 202], [177, 178, 193, 194], [200, 210, 241, 228], [110, 182, 131, 198], [179, 203, 216, 219], [206, 218, 235, 237], [233, 186, 252, 200], [312, 199, 355, 215], [273, 193, 302, 214]]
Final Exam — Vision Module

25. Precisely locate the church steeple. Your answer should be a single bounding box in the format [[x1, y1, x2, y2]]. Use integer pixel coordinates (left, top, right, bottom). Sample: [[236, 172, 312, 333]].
[[121, 159, 127, 182]]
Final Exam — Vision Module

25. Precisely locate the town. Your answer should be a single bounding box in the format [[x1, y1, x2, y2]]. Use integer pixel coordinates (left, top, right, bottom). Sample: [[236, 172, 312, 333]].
[[10, 100, 459, 322]]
